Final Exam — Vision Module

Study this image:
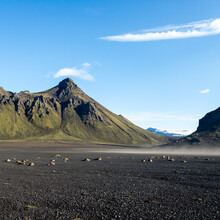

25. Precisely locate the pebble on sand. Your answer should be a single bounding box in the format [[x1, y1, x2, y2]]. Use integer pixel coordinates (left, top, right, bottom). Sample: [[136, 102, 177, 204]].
[[63, 158, 69, 162], [29, 162, 35, 166], [95, 157, 102, 161], [24, 205, 38, 210], [84, 158, 91, 162], [48, 161, 55, 166], [16, 160, 25, 165]]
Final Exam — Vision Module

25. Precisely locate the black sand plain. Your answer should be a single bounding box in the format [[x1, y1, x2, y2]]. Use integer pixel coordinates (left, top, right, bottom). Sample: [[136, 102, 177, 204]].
[[0, 143, 219, 220]]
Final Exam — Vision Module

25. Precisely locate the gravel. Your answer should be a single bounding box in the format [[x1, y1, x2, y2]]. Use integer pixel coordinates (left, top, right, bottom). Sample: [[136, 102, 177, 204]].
[[0, 144, 219, 219]]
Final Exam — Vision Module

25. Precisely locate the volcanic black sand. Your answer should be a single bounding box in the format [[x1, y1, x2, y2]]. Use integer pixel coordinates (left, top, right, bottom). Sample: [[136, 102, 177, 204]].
[[0, 143, 219, 220]]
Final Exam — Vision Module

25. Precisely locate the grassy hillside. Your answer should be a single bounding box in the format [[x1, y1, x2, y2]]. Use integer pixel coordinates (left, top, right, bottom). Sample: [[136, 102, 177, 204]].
[[0, 78, 170, 145]]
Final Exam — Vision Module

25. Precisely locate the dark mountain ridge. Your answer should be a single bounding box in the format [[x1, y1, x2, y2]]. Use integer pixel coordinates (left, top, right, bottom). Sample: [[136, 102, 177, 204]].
[[174, 106, 220, 146]]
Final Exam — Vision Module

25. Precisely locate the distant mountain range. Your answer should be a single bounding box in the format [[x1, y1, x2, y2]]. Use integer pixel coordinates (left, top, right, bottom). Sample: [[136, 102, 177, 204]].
[[147, 127, 192, 137], [0, 78, 170, 145]]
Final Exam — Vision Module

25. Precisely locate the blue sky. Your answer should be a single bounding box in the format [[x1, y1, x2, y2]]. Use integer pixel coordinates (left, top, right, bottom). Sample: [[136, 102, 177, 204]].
[[0, 0, 220, 133]]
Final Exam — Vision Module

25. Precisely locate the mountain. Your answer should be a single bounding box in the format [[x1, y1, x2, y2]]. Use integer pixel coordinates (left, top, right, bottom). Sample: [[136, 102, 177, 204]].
[[0, 78, 170, 145], [147, 127, 192, 137], [175, 106, 220, 146]]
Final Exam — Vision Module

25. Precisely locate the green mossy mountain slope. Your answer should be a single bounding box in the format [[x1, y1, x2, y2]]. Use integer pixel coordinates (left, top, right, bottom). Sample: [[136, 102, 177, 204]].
[[0, 78, 170, 145]]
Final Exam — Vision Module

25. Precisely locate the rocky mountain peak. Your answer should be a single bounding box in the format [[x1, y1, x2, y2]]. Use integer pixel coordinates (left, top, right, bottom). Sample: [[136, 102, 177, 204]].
[[58, 78, 76, 90]]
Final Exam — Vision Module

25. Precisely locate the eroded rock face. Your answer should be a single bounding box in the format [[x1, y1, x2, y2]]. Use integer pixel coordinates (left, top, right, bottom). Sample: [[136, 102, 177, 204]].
[[197, 107, 220, 133], [171, 106, 220, 146]]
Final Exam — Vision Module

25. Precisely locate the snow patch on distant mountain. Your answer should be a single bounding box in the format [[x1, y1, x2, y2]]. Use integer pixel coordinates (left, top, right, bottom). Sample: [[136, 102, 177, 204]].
[[147, 127, 194, 137]]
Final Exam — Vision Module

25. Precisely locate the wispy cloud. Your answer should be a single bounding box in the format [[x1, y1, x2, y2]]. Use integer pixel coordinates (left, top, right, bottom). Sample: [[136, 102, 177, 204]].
[[54, 63, 94, 81], [200, 89, 210, 94], [101, 18, 220, 42], [124, 112, 198, 122]]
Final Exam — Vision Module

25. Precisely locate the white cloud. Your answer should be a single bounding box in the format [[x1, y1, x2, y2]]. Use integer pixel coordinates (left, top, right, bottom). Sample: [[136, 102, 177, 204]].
[[54, 63, 94, 81], [124, 112, 198, 122], [101, 18, 220, 42], [82, 62, 91, 67], [123, 112, 200, 132], [200, 89, 210, 94]]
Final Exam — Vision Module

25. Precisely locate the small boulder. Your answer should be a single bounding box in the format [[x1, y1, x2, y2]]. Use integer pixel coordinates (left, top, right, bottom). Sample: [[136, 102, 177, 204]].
[[95, 157, 102, 161], [148, 159, 153, 163], [29, 162, 35, 167], [84, 158, 91, 162], [17, 160, 25, 165], [48, 162, 55, 166], [6, 159, 11, 162], [63, 158, 69, 162], [142, 159, 146, 163], [24, 205, 38, 210]]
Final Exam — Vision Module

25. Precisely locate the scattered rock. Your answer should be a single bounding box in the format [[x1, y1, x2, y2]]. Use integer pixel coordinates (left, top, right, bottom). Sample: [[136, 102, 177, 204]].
[[148, 159, 153, 163], [168, 158, 174, 162], [193, 198, 202, 201], [29, 162, 35, 167], [63, 158, 69, 162], [95, 157, 102, 161], [17, 160, 25, 165], [182, 160, 187, 163], [179, 176, 185, 180], [6, 159, 11, 162], [142, 159, 146, 163], [84, 158, 91, 162], [162, 156, 166, 159], [144, 198, 159, 204], [54, 154, 61, 158], [81, 191, 89, 196], [13, 158, 16, 161], [52, 170, 56, 173], [51, 159, 55, 162], [24, 205, 38, 210], [48, 162, 55, 166]]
